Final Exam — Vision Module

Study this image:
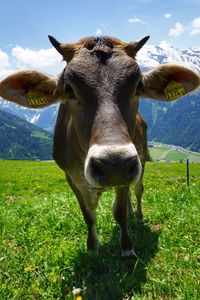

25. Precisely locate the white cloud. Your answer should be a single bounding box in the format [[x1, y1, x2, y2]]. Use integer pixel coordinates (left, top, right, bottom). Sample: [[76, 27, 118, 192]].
[[164, 13, 172, 19], [12, 46, 61, 68], [0, 46, 65, 79], [159, 40, 171, 48], [0, 50, 10, 69], [95, 23, 109, 36], [0, 68, 17, 79], [190, 17, 200, 35], [128, 17, 146, 25], [169, 22, 185, 37], [0, 50, 16, 79], [95, 28, 102, 35]]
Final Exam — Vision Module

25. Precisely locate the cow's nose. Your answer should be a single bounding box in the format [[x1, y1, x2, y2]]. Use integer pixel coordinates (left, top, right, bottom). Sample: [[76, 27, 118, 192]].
[[91, 155, 138, 184], [84, 144, 142, 188]]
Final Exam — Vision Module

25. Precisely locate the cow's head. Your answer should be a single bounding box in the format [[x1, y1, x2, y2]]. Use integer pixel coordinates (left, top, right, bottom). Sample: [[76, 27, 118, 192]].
[[0, 35, 199, 188]]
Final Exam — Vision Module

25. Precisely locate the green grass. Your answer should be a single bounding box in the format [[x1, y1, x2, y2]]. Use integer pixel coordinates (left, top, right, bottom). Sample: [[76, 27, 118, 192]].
[[149, 142, 200, 163], [0, 160, 200, 299], [31, 131, 52, 140], [165, 151, 187, 161]]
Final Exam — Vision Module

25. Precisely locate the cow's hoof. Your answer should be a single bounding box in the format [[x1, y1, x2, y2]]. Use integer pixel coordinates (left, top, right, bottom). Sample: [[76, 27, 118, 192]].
[[122, 249, 138, 266], [137, 213, 144, 224], [87, 239, 100, 256], [137, 218, 144, 225], [121, 248, 138, 259]]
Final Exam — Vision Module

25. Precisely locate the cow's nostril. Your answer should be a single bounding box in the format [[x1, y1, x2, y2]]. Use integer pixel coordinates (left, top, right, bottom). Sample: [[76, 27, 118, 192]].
[[126, 156, 138, 179], [91, 158, 106, 181]]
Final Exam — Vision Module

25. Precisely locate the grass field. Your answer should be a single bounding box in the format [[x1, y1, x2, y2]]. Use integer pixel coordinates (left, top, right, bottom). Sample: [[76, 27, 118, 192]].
[[149, 142, 200, 163], [0, 160, 200, 299]]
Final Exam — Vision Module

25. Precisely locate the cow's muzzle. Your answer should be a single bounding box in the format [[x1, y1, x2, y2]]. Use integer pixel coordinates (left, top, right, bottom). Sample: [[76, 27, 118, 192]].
[[84, 144, 142, 188]]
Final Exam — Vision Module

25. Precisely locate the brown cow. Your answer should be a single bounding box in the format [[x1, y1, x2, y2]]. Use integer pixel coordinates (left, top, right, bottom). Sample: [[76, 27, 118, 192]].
[[0, 35, 199, 259]]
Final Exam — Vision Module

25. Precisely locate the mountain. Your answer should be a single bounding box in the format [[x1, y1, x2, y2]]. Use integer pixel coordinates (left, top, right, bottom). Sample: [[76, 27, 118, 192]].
[[137, 44, 200, 72], [0, 100, 58, 132], [0, 110, 53, 160], [0, 43, 199, 152], [139, 92, 200, 152]]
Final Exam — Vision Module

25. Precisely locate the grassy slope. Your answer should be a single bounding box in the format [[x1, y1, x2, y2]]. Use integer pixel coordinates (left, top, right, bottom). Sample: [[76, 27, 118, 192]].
[[149, 143, 200, 163], [0, 161, 199, 300], [0, 110, 53, 160]]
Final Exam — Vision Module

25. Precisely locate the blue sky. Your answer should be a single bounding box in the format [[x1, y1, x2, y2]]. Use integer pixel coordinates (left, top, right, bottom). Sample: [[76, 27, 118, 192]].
[[0, 0, 200, 77]]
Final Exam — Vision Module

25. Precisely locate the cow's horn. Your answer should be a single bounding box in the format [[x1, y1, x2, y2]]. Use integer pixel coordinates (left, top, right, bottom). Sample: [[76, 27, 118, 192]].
[[48, 35, 77, 62], [48, 35, 63, 56], [125, 35, 150, 57], [135, 35, 150, 52]]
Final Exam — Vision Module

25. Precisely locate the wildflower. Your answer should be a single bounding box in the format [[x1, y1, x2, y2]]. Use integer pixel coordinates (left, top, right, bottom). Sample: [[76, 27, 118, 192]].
[[72, 288, 82, 300], [74, 295, 82, 300], [24, 267, 31, 273]]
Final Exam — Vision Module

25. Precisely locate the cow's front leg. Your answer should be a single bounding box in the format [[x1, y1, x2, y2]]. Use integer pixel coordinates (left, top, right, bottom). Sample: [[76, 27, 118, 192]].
[[134, 179, 144, 223], [74, 189, 100, 252], [113, 187, 137, 259], [77, 193, 99, 252], [82, 206, 99, 252], [66, 176, 100, 252]]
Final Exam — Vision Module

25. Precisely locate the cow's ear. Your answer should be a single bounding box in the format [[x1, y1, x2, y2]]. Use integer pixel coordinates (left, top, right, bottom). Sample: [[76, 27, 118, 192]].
[[0, 70, 65, 108], [137, 64, 200, 101]]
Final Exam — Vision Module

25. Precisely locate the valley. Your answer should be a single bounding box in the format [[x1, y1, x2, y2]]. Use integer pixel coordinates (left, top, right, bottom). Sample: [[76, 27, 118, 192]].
[[148, 142, 200, 163]]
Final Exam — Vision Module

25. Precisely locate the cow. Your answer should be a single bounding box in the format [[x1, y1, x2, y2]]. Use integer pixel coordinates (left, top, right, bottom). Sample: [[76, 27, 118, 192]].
[[0, 35, 199, 259]]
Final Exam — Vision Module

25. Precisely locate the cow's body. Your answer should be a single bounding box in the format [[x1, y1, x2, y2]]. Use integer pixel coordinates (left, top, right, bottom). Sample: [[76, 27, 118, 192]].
[[53, 100, 147, 255], [0, 35, 199, 259]]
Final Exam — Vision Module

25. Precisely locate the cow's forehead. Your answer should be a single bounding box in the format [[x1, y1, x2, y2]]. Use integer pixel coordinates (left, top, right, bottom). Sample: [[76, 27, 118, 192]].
[[77, 35, 127, 50], [65, 37, 140, 84]]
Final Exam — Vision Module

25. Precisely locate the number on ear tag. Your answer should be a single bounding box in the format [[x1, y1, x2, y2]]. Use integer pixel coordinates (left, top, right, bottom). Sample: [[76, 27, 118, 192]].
[[26, 90, 48, 107], [164, 81, 186, 101]]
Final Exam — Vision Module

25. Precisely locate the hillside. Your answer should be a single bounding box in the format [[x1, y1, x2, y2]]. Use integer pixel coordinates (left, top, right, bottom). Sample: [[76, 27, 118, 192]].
[[0, 110, 53, 160], [148, 142, 200, 163], [139, 92, 200, 152], [0, 101, 58, 132]]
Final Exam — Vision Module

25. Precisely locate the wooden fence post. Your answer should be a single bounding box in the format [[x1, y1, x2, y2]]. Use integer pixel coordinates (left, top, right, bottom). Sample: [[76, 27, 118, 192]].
[[186, 159, 190, 187]]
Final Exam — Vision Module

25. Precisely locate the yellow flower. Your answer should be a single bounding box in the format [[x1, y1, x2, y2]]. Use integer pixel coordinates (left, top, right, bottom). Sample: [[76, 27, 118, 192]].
[[72, 288, 82, 300], [24, 267, 31, 273], [74, 296, 82, 300]]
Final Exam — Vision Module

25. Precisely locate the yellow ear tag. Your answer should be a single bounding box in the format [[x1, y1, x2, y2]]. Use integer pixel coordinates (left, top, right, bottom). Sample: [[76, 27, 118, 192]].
[[26, 90, 49, 107], [164, 81, 186, 101]]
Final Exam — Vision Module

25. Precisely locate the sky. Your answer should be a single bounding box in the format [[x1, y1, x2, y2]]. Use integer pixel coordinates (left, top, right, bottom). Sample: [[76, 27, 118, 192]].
[[0, 0, 200, 78]]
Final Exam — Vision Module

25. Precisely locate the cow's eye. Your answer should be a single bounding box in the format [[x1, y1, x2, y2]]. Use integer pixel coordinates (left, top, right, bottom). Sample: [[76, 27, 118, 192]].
[[65, 85, 76, 99]]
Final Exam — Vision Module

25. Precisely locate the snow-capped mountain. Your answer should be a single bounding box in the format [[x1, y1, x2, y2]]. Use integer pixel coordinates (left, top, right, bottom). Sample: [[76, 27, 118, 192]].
[[0, 43, 200, 133], [0, 101, 59, 132], [137, 44, 200, 72]]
